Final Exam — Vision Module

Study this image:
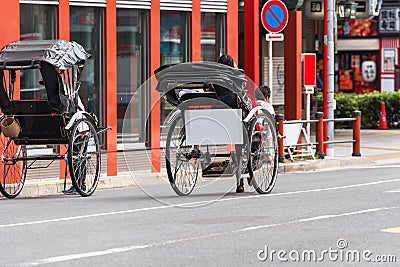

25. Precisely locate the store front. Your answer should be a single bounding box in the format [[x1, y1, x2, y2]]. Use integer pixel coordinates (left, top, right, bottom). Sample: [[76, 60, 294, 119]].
[[378, 4, 400, 92], [116, 7, 149, 144], [200, 12, 226, 62], [70, 6, 105, 123], [337, 18, 380, 93], [0, 0, 237, 175]]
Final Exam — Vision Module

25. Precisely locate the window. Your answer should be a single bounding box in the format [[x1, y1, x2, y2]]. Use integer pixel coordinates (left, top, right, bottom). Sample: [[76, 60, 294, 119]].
[[337, 19, 378, 38], [160, 11, 190, 65], [160, 11, 190, 123], [70, 7, 104, 124], [338, 52, 379, 94], [117, 9, 148, 144], [201, 13, 226, 62], [20, 4, 57, 100]]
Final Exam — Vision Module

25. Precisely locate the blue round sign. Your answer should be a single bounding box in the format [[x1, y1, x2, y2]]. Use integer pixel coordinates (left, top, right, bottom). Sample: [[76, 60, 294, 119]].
[[261, 0, 289, 33]]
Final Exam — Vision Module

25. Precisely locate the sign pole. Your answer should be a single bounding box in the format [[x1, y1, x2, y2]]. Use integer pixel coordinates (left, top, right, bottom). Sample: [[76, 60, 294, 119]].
[[327, 0, 335, 156], [261, 0, 288, 105], [268, 39, 273, 103], [306, 90, 311, 135], [302, 53, 317, 138]]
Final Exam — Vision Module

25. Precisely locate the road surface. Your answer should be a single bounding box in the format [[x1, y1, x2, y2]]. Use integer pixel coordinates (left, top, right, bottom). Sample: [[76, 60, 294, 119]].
[[1, 163, 399, 266]]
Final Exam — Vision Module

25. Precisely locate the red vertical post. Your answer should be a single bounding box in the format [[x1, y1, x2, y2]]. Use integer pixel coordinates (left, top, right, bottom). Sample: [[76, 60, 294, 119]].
[[243, 0, 259, 85], [191, 0, 201, 62], [0, 0, 19, 49], [105, 0, 117, 176], [226, 0, 238, 62], [276, 114, 285, 163], [0, 1, 19, 183], [283, 11, 302, 120], [0, 0, 20, 99], [149, 0, 161, 172], [352, 110, 361, 157], [316, 112, 325, 158], [58, 0, 70, 40], [58, 0, 70, 179], [226, 0, 238, 154]]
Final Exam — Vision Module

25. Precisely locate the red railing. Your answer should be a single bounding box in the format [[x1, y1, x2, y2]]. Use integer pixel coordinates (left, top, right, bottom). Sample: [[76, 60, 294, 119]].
[[275, 111, 362, 161]]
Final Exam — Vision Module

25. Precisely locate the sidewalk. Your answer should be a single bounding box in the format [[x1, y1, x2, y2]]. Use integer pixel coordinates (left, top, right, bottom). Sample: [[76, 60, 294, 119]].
[[10, 129, 400, 198]]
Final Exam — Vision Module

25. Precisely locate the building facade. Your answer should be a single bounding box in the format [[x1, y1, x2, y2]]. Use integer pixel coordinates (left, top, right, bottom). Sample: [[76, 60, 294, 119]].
[[0, 0, 239, 175]]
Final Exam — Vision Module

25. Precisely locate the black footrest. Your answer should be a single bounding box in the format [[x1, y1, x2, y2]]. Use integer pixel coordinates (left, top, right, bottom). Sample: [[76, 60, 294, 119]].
[[202, 159, 235, 177]]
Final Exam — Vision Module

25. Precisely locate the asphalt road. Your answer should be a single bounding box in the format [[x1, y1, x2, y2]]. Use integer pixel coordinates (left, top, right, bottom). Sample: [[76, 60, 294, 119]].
[[1, 164, 400, 266]]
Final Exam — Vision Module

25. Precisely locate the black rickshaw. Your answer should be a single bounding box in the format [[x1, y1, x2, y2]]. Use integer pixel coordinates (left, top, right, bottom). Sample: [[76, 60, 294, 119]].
[[155, 62, 279, 196], [0, 39, 110, 198]]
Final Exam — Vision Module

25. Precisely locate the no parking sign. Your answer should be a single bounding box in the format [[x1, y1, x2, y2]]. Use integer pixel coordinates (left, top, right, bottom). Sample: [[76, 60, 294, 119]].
[[261, 0, 289, 33]]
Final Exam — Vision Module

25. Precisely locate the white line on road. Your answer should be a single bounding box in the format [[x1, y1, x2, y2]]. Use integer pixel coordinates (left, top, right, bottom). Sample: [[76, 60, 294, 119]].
[[1, 178, 400, 229], [20, 206, 399, 266], [353, 165, 400, 169], [385, 189, 400, 193], [237, 207, 397, 232]]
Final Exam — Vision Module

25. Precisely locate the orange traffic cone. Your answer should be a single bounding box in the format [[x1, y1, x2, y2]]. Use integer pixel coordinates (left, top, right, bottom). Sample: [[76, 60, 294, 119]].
[[378, 102, 388, 130]]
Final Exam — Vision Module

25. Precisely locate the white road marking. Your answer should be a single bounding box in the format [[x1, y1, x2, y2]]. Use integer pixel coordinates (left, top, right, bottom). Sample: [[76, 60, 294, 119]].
[[20, 206, 398, 266], [1, 178, 400, 229], [312, 164, 400, 173], [385, 189, 400, 193], [352, 165, 400, 169], [237, 207, 397, 232]]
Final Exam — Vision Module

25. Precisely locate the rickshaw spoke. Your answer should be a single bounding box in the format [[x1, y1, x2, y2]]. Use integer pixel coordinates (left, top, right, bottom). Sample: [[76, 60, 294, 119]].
[[68, 118, 100, 197], [248, 113, 278, 194], [166, 115, 199, 196]]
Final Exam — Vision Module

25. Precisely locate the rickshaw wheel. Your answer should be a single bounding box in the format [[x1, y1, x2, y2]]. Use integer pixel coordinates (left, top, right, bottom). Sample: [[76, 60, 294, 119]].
[[0, 136, 27, 199], [248, 112, 278, 194], [68, 118, 100, 197], [166, 115, 199, 196]]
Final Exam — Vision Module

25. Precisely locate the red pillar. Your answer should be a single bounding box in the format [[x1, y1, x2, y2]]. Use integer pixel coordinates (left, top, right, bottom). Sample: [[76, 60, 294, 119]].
[[316, 112, 325, 158], [149, 0, 161, 172], [352, 111, 361, 157], [243, 0, 259, 85], [276, 114, 285, 163], [58, 0, 70, 40], [0, 0, 19, 49], [191, 0, 201, 62], [105, 0, 117, 176], [0, 0, 20, 99], [283, 11, 302, 120], [226, 0, 238, 62], [58, 0, 70, 179]]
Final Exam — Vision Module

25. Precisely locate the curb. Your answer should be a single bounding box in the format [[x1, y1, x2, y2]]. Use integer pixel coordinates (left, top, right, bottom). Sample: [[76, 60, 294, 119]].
[[11, 156, 372, 198], [278, 156, 372, 174]]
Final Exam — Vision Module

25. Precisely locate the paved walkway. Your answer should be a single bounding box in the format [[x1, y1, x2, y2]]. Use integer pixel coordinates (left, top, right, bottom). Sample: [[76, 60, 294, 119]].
[[334, 129, 400, 163]]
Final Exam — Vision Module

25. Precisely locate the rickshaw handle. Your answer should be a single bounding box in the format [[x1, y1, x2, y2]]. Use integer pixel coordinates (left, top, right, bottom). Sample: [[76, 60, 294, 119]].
[[96, 126, 112, 135]]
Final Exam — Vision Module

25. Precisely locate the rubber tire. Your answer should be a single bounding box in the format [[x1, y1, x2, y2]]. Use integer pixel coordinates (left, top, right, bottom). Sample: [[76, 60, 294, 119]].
[[0, 139, 27, 199], [68, 118, 100, 197], [247, 111, 278, 194], [165, 115, 199, 196]]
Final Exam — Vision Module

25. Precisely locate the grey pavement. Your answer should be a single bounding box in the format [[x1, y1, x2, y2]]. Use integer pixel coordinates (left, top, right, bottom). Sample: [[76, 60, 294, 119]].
[[5, 129, 400, 198], [1, 165, 399, 266]]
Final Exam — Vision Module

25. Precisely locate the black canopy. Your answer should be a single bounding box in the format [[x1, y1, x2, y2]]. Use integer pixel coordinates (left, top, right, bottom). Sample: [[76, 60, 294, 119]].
[[0, 39, 90, 70], [154, 62, 252, 110], [155, 62, 247, 95]]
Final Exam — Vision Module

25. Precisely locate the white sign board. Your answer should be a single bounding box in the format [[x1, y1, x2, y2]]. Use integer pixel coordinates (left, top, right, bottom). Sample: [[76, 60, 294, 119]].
[[184, 109, 243, 145]]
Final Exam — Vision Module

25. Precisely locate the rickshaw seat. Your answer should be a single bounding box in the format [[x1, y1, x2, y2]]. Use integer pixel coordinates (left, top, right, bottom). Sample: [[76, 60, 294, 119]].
[[179, 92, 218, 102], [5, 100, 68, 144], [7, 100, 57, 115], [40, 61, 65, 113]]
